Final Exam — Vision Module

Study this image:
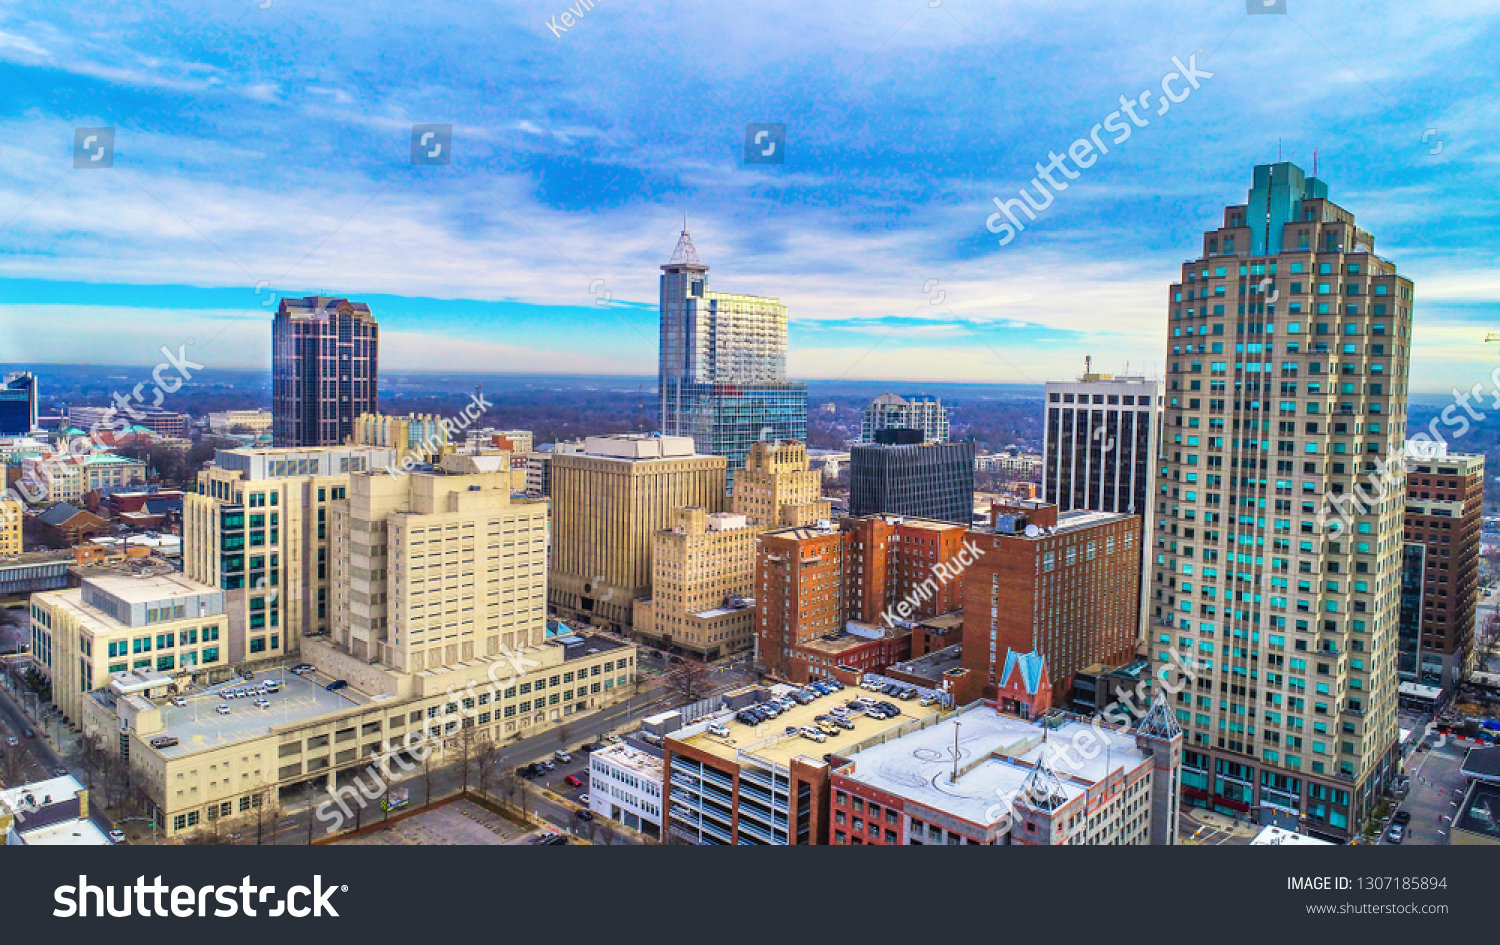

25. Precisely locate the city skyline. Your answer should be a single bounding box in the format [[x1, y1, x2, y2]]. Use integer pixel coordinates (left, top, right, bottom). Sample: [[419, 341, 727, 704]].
[[1, 3, 1497, 391]]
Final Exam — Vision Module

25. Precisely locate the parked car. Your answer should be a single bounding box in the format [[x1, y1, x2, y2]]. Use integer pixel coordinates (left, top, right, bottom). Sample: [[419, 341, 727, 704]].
[[1387, 824, 1406, 844], [817, 721, 841, 736], [708, 723, 731, 738], [108, 829, 127, 843], [170, 696, 187, 707], [579, 794, 591, 806], [216, 704, 231, 715], [325, 679, 349, 691], [831, 716, 855, 730], [564, 774, 584, 787], [149, 735, 179, 749], [919, 694, 938, 707], [5, 736, 18, 747], [52, 766, 68, 777], [555, 749, 573, 763], [263, 680, 282, 692], [540, 760, 556, 772], [1392, 810, 1412, 826], [254, 698, 270, 709], [897, 688, 917, 701], [800, 727, 828, 743]]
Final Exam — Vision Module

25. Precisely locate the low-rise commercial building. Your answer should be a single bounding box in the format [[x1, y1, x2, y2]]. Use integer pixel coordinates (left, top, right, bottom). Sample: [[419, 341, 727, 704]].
[[589, 741, 664, 837], [29, 567, 230, 725], [0, 775, 107, 846], [830, 699, 1182, 845]]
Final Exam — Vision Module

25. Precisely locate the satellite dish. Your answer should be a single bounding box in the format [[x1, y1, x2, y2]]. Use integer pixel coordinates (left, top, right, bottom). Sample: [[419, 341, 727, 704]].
[[1024, 524, 1040, 538]]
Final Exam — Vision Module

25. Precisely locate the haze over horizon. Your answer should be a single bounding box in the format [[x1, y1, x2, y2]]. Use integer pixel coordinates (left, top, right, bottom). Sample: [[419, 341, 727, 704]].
[[2, 1, 1498, 391]]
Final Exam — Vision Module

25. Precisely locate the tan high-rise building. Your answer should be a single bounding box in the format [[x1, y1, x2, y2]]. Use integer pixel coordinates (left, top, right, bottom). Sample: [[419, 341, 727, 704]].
[[184, 446, 397, 662], [0, 496, 20, 555], [330, 453, 549, 674], [549, 435, 726, 632], [633, 508, 756, 659], [350, 412, 448, 464], [731, 440, 830, 527], [635, 441, 830, 658], [1150, 162, 1409, 842]]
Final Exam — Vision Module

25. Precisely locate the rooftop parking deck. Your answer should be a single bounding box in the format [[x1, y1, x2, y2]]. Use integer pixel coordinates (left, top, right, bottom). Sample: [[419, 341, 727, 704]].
[[151, 668, 361, 757], [677, 683, 940, 768]]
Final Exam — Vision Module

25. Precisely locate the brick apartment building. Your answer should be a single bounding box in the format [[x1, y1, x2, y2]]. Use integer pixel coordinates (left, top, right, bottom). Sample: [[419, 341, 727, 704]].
[[962, 499, 1140, 698], [1400, 448, 1484, 690], [755, 515, 974, 683]]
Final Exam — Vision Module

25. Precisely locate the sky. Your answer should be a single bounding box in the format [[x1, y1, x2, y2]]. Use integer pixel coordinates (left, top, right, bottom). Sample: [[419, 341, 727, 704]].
[[1, 0, 1498, 391]]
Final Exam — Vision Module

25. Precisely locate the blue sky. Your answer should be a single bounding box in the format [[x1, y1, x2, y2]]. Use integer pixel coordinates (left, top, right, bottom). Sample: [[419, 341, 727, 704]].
[[1, 0, 1497, 389]]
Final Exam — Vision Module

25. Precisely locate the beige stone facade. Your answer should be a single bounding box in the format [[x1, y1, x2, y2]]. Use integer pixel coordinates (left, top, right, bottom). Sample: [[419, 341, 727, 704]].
[[329, 452, 549, 674], [184, 446, 397, 661], [0, 496, 20, 555], [549, 436, 726, 631], [732, 441, 830, 527], [634, 508, 756, 658]]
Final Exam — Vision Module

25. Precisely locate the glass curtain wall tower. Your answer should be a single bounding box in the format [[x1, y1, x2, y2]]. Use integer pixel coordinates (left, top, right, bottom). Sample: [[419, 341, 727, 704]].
[[658, 229, 806, 489]]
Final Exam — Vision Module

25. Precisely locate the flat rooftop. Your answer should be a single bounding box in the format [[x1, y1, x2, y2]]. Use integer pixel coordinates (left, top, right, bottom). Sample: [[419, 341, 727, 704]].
[[834, 704, 1147, 828], [0, 775, 83, 814], [1250, 826, 1333, 845], [887, 643, 964, 683], [84, 570, 216, 603], [152, 668, 360, 757], [1453, 782, 1500, 842], [591, 742, 664, 778], [676, 686, 939, 769]]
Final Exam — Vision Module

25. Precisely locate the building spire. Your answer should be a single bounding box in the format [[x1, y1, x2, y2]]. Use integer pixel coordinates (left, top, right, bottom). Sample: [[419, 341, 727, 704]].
[[667, 226, 704, 268]]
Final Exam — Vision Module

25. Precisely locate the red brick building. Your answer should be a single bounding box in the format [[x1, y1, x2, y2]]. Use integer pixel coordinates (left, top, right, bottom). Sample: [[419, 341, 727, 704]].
[[756, 515, 973, 683], [1402, 451, 1485, 689], [962, 499, 1140, 697]]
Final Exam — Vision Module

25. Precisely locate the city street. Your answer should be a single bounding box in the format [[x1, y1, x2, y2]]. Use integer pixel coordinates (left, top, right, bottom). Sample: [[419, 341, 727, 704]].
[[255, 683, 672, 845], [1391, 735, 1470, 845]]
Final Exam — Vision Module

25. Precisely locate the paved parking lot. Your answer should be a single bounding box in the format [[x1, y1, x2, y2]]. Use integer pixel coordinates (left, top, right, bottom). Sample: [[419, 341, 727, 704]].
[[337, 799, 528, 845]]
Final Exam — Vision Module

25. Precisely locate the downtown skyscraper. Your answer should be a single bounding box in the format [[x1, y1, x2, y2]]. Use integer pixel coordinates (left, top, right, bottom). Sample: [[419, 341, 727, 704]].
[[1150, 162, 1409, 842], [272, 296, 380, 447], [658, 229, 806, 488]]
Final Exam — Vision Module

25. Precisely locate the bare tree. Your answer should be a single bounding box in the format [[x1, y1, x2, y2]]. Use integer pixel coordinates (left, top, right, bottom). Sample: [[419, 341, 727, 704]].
[[499, 769, 529, 818], [595, 817, 618, 847], [254, 792, 279, 846], [663, 660, 715, 704], [421, 748, 437, 806], [474, 737, 504, 800], [0, 746, 28, 788], [452, 723, 477, 793]]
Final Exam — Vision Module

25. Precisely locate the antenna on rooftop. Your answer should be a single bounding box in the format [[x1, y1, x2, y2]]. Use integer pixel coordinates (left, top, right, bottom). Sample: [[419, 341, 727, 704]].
[[950, 721, 961, 784]]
